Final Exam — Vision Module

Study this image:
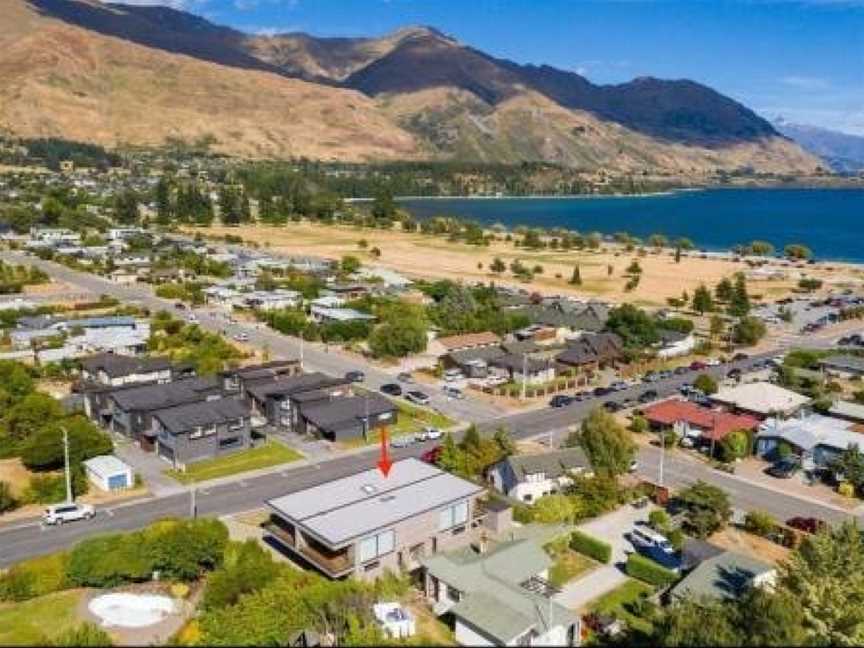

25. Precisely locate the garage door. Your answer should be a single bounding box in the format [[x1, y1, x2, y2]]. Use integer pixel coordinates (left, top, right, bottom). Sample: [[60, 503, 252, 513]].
[[108, 474, 128, 490]]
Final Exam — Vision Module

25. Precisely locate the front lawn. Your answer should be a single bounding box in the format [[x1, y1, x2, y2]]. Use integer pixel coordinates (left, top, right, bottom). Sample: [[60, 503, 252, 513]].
[[545, 537, 597, 587], [589, 578, 656, 637], [339, 399, 455, 448], [0, 590, 83, 646], [166, 441, 303, 484]]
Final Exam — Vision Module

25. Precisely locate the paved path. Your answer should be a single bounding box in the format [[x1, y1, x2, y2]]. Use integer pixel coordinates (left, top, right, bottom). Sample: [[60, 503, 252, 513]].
[[554, 506, 651, 611]]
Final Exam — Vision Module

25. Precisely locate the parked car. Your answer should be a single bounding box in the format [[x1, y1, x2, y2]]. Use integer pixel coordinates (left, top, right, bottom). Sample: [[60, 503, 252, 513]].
[[420, 445, 442, 464], [485, 375, 508, 387], [628, 459, 639, 473], [786, 516, 827, 534], [443, 368, 464, 382], [345, 370, 365, 383], [397, 372, 415, 383], [187, 313, 198, 323], [380, 383, 403, 397], [673, 366, 690, 376], [573, 391, 591, 402], [390, 436, 414, 448], [705, 358, 721, 366], [233, 332, 249, 342], [593, 386, 613, 397], [638, 390, 658, 404], [603, 401, 623, 413], [550, 394, 575, 408], [416, 426, 442, 442], [406, 390, 431, 406], [766, 458, 800, 479], [732, 352, 750, 361], [174, 302, 186, 310], [442, 386, 465, 400], [43, 502, 95, 526], [642, 372, 659, 383], [609, 381, 628, 392]]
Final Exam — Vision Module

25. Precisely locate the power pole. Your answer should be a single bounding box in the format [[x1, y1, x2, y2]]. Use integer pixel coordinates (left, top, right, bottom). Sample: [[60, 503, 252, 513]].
[[521, 353, 528, 401], [62, 426, 73, 504], [190, 484, 197, 519], [299, 331, 304, 371], [658, 429, 665, 488]]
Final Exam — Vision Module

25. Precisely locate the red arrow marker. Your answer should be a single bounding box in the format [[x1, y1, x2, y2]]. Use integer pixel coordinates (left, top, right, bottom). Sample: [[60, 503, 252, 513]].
[[377, 427, 393, 477]]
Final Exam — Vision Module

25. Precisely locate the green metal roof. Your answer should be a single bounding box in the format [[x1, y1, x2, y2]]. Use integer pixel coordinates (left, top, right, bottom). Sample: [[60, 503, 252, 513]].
[[670, 550, 774, 602]]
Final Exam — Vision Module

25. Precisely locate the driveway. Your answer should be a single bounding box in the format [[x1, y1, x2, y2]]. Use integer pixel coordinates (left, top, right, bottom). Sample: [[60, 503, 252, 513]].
[[554, 504, 652, 611]]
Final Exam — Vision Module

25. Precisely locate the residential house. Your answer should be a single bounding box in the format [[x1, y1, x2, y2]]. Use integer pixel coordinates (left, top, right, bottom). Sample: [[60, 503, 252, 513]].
[[108, 227, 146, 241], [828, 400, 864, 424], [512, 302, 608, 341], [237, 289, 302, 312], [489, 354, 557, 386], [244, 372, 352, 430], [221, 359, 303, 397], [152, 398, 252, 469], [642, 400, 759, 447], [712, 382, 811, 419], [656, 330, 697, 359], [755, 413, 864, 469], [820, 354, 864, 379], [29, 227, 81, 245], [422, 539, 580, 646], [669, 550, 776, 602], [100, 377, 222, 450], [265, 458, 486, 580], [555, 333, 624, 373], [321, 283, 370, 302], [487, 448, 591, 502], [309, 305, 376, 325], [428, 332, 503, 361], [80, 353, 173, 387], [297, 393, 397, 441]]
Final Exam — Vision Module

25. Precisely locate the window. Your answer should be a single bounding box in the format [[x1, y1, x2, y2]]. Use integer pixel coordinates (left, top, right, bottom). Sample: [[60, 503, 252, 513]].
[[358, 529, 395, 563], [228, 419, 244, 432], [438, 500, 469, 531], [363, 560, 380, 572], [219, 436, 241, 449], [190, 427, 204, 440], [451, 525, 466, 536]]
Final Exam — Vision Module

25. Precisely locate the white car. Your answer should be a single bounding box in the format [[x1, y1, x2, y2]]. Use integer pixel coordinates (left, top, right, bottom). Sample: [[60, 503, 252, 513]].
[[705, 358, 721, 366], [233, 332, 249, 342], [415, 426, 443, 442], [443, 368, 464, 382], [42, 502, 95, 525], [188, 313, 198, 323]]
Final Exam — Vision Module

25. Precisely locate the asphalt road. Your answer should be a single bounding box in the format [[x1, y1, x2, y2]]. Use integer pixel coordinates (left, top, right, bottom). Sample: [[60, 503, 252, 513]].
[[0, 250, 858, 566]]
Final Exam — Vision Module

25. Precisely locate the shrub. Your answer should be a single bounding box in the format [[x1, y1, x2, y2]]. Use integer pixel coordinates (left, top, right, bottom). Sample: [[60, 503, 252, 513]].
[[839, 482, 855, 498], [144, 518, 229, 581], [203, 540, 281, 610], [0, 480, 17, 513], [569, 530, 612, 564], [66, 533, 152, 588], [648, 510, 670, 529], [513, 504, 534, 524], [744, 511, 777, 537], [0, 552, 69, 602], [626, 553, 678, 587], [48, 623, 113, 647], [630, 415, 648, 434], [694, 373, 719, 395], [532, 494, 580, 524]]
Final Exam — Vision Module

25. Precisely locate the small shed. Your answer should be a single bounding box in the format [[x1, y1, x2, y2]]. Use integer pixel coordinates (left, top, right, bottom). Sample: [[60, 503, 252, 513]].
[[82, 455, 134, 491]]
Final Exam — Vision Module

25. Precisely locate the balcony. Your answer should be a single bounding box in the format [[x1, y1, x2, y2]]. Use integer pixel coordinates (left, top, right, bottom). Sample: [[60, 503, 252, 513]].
[[265, 520, 353, 577]]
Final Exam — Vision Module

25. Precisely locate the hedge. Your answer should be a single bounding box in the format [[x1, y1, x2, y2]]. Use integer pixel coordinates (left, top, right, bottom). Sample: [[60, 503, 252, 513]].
[[569, 530, 612, 564], [626, 553, 678, 587]]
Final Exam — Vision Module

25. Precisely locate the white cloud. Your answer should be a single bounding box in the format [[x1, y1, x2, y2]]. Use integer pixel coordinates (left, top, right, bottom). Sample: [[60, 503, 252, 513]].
[[780, 75, 831, 90]]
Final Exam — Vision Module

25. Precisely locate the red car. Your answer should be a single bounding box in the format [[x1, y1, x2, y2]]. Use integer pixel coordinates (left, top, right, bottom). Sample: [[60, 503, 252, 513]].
[[420, 445, 442, 464], [786, 516, 827, 534], [690, 361, 707, 370]]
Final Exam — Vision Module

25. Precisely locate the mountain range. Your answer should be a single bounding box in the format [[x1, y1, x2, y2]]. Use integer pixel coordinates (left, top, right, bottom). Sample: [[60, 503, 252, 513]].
[[0, 0, 823, 175], [774, 119, 864, 174]]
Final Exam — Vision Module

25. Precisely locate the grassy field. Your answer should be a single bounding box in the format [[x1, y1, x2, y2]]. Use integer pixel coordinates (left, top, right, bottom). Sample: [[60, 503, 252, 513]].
[[338, 399, 455, 449], [547, 548, 597, 588], [166, 441, 303, 484], [589, 578, 656, 636], [0, 590, 83, 646]]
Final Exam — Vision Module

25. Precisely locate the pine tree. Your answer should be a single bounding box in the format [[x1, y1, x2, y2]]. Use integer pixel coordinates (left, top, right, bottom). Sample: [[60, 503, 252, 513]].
[[155, 177, 173, 226], [569, 264, 582, 285], [692, 284, 714, 314], [728, 273, 751, 317], [715, 277, 734, 302]]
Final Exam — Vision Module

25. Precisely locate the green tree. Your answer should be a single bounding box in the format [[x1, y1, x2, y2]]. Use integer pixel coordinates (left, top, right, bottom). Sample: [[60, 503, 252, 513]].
[[493, 427, 515, 457], [715, 277, 734, 303], [20, 416, 113, 471], [340, 255, 361, 274], [3, 392, 64, 442], [655, 598, 740, 647], [747, 240, 775, 257], [675, 481, 731, 538], [578, 408, 636, 478], [606, 304, 659, 349], [785, 243, 813, 260], [832, 444, 864, 496], [694, 373, 719, 395], [0, 480, 17, 513], [532, 494, 579, 524], [48, 623, 114, 647], [368, 317, 427, 358], [692, 284, 714, 314], [718, 429, 750, 461], [569, 264, 582, 286], [781, 521, 864, 644], [112, 189, 139, 225], [709, 314, 726, 345], [155, 177, 173, 226], [371, 186, 397, 221], [728, 273, 751, 317], [490, 257, 506, 274], [733, 316, 766, 346], [203, 540, 282, 610]]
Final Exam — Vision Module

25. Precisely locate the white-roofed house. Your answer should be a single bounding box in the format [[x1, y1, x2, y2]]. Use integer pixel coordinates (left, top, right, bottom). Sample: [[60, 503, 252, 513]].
[[264, 458, 487, 581], [712, 382, 811, 419], [82, 455, 134, 491]]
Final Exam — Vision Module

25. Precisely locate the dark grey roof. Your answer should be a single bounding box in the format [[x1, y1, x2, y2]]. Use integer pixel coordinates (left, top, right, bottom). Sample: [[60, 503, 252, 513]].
[[300, 394, 395, 432], [498, 448, 590, 482], [449, 346, 506, 366], [81, 353, 172, 378], [670, 551, 774, 601], [225, 360, 301, 382], [491, 353, 553, 374], [821, 354, 864, 373], [154, 397, 250, 435], [680, 538, 727, 572], [513, 305, 606, 332], [556, 332, 623, 366], [245, 372, 347, 402], [501, 340, 541, 355], [659, 329, 690, 344], [109, 377, 220, 412]]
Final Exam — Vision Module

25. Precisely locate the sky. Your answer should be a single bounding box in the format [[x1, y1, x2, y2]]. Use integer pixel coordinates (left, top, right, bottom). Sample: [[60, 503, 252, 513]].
[[116, 0, 864, 135]]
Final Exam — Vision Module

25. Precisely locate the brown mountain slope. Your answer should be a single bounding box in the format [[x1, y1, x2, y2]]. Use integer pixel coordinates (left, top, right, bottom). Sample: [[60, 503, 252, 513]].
[[0, 0, 824, 174], [0, 2, 419, 160]]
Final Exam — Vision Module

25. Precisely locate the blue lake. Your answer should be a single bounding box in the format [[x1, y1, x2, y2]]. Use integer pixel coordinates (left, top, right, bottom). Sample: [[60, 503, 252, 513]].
[[399, 188, 864, 262]]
